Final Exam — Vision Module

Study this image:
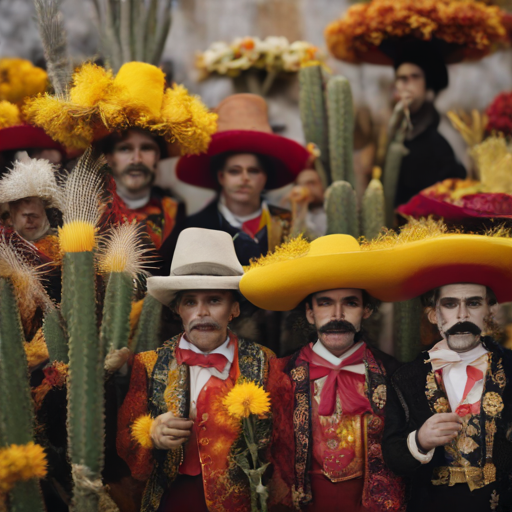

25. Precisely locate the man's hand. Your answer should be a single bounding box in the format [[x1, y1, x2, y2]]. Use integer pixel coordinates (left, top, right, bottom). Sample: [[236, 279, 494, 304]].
[[417, 413, 463, 452], [150, 411, 194, 450]]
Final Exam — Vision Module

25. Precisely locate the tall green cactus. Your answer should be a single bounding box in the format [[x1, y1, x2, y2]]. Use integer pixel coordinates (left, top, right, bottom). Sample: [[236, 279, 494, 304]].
[[43, 307, 69, 364], [64, 252, 105, 511], [0, 277, 46, 512], [361, 167, 385, 240], [383, 140, 409, 227], [133, 293, 163, 354], [394, 297, 423, 362], [326, 76, 355, 188], [325, 180, 359, 237], [299, 65, 330, 181]]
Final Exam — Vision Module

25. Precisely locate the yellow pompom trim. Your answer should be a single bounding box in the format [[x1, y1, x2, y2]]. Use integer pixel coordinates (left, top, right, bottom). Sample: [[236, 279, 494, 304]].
[[58, 221, 96, 253], [0, 100, 21, 129], [0, 442, 47, 494], [0, 58, 47, 104], [131, 414, 154, 449]]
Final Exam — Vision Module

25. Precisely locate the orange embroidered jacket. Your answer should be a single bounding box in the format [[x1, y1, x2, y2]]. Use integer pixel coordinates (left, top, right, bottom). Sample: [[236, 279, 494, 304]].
[[117, 333, 274, 512]]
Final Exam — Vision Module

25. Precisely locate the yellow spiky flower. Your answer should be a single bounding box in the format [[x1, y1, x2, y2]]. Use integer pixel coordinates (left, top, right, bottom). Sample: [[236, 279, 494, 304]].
[[245, 234, 310, 271], [223, 381, 271, 419], [97, 223, 152, 276], [58, 148, 105, 253], [0, 100, 21, 128], [131, 414, 154, 449], [0, 58, 47, 104], [0, 442, 47, 494], [24, 329, 50, 370], [24, 62, 217, 153]]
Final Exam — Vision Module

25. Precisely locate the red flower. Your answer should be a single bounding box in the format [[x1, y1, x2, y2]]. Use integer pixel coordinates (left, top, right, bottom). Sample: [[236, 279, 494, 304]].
[[486, 91, 512, 136]]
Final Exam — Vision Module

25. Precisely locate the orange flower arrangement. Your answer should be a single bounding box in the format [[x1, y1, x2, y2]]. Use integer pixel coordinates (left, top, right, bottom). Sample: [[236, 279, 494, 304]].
[[325, 0, 508, 64]]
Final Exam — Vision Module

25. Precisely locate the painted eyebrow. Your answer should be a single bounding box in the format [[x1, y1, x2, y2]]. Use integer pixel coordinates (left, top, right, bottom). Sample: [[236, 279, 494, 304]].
[[440, 296, 485, 301], [314, 295, 360, 302]]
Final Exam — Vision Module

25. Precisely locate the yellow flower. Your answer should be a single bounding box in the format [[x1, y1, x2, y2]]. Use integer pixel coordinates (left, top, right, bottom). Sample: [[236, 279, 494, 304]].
[[0, 58, 47, 104], [131, 414, 154, 449], [59, 221, 97, 253], [223, 381, 271, 419], [0, 100, 21, 128], [0, 442, 47, 494]]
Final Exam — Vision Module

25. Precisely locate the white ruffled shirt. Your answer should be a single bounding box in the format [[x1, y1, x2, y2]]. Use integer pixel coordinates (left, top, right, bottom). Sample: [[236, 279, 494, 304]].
[[178, 335, 234, 414], [218, 195, 266, 229]]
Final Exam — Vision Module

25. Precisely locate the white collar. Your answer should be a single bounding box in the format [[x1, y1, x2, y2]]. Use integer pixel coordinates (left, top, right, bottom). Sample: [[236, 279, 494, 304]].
[[218, 195, 265, 228], [428, 339, 489, 366], [313, 339, 365, 366], [116, 186, 151, 210], [178, 335, 235, 364]]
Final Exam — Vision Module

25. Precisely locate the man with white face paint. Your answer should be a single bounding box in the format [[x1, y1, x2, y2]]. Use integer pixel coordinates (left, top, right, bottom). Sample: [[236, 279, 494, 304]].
[[383, 278, 512, 511]]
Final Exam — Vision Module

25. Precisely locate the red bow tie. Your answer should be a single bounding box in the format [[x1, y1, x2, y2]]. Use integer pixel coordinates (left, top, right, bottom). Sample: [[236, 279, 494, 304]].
[[175, 347, 229, 372]]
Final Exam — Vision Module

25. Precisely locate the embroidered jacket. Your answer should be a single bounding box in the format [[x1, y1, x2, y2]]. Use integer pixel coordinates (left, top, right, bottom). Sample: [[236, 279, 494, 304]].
[[267, 342, 405, 511], [117, 333, 275, 512], [382, 337, 512, 512]]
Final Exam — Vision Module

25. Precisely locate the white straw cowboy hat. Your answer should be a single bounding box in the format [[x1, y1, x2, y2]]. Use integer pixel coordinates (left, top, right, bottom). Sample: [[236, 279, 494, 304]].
[[147, 228, 244, 305]]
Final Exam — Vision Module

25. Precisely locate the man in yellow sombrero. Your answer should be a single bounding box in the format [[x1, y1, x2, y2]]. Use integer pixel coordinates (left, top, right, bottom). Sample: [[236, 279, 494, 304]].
[[240, 235, 405, 511], [117, 227, 274, 512], [376, 228, 512, 511], [169, 93, 310, 267]]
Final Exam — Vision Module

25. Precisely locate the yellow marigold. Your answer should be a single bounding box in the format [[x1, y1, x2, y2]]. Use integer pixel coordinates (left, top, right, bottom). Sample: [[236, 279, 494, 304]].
[[0, 100, 21, 128], [59, 221, 97, 253], [0, 442, 47, 494], [0, 58, 47, 104], [24, 329, 49, 370], [223, 381, 271, 419], [131, 414, 154, 449]]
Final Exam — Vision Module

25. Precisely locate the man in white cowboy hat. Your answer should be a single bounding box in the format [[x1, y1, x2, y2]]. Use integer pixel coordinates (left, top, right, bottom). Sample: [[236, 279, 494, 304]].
[[117, 227, 274, 512], [166, 94, 310, 268], [379, 231, 512, 511], [240, 234, 405, 512]]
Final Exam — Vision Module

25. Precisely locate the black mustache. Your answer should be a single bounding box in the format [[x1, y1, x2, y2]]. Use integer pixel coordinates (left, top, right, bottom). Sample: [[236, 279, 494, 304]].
[[445, 322, 482, 336], [318, 320, 356, 334], [122, 164, 153, 176]]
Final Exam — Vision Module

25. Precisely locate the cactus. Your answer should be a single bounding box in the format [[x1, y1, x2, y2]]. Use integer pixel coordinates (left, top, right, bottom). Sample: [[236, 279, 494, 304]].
[[299, 65, 330, 181], [324, 180, 359, 237], [132, 293, 163, 354], [326, 76, 355, 187], [394, 297, 423, 362], [64, 252, 105, 511], [0, 278, 46, 512], [101, 272, 135, 352], [383, 140, 409, 227], [361, 167, 385, 240], [43, 307, 69, 363]]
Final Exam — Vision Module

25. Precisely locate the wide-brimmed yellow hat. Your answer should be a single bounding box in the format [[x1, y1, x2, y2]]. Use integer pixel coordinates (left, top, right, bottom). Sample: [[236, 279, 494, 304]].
[[240, 223, 512, 310], [24, 62, 217, 153]]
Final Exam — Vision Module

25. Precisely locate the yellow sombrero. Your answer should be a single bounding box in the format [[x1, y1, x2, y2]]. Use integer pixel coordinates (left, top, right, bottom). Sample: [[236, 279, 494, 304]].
[[24, 62, 217, 153], [240, 224, 512, 311]]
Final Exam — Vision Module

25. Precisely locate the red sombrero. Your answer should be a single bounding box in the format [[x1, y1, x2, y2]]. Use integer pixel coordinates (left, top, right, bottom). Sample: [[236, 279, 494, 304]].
[[0, 124, 65, 155], [176, 94, 310, 190]]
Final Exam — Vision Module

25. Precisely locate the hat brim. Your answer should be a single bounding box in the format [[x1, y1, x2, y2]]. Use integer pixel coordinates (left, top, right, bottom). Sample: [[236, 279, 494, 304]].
[[147, 275, 242, 306], [176, 130, 310, 190], [0, 125, 65, 154], [240, 234, 512, 310]]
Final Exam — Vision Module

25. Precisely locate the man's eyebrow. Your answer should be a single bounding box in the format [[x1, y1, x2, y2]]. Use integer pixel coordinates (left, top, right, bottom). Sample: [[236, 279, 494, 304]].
[[440, 296, 484, 301], [342, 296, 361, 302], [314, 296, 332, 302]]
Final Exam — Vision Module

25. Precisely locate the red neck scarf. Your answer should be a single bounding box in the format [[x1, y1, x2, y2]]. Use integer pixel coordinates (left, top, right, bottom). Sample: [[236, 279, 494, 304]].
[[298, 342, 372, 417], [175, 347, 229, 372]]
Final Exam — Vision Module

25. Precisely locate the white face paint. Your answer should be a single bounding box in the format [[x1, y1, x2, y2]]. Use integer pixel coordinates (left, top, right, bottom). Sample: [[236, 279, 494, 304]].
[[429, 283, 494, 353]]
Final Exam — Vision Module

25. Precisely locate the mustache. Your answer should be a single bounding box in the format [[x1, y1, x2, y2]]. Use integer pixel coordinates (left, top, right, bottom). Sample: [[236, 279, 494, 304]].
[[318, 320, 356, 334], [189, 319, 222, 331], [122, 164, 154, 176], [445, 322, 482, 336]]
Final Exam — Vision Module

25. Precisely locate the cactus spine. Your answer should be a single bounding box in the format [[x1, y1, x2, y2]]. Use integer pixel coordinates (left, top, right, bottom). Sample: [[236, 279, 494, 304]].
[[133, 293, 163, 354], [327, 76, 355, 187], [299, 65, 330, 180], [325, 181, 359, 237], [361, 167, 385, 240], [0, 278, 45, 511], [101, 272, 134, 352]]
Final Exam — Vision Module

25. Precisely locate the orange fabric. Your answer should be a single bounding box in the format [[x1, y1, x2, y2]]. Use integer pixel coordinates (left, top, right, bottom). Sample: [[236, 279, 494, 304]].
[[117, 355, 155, 480]]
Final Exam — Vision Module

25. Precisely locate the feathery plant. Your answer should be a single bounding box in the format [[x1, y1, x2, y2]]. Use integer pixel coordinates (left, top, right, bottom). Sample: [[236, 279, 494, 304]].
[[91, 0, 174, 72]]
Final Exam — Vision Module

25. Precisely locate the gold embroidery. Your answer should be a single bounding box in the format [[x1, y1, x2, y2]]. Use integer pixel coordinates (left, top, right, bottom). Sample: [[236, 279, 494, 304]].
[[482, 392, 504, 417], [432, 466, 485, 491], [372, 384, 386, 409], [434, 397, 450, 413], [291, 366, 307, 382], [492, 368, 506, 388]]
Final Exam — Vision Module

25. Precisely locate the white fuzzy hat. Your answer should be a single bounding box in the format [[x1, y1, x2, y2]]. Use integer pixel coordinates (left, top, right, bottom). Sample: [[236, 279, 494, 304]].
[[0, 154, 61, 207]]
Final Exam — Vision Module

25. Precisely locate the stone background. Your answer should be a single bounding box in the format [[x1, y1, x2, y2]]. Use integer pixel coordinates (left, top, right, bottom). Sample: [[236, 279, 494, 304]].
[[2, 0, 512, 212]]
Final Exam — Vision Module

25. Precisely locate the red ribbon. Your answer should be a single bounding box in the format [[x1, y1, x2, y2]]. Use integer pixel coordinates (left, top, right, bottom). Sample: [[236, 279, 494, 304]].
[[454, 365, 483, 417], [175, 347, 228, 372], [298, 343, 372, 417]]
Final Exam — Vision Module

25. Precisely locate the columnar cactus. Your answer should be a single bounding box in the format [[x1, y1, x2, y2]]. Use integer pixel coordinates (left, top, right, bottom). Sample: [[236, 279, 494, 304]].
[[0, 277, 46, 511], [325, 180, 359, 237], [393, 297, 422, 363], [361, 167, 385, 240], [43, 307, 69, 364], [326, 76, 355, 188], [383, 140, 408, 227], [132, 294, 163, 354]]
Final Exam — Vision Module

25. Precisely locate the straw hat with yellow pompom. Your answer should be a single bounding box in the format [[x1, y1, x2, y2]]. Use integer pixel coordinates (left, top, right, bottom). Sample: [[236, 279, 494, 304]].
[[24, 61, 218, 155]]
